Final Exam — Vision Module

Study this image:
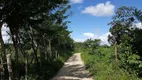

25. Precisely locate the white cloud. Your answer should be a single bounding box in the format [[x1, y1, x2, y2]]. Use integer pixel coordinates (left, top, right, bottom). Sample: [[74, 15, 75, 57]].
[[3, 36, 10, 43], [132, 22, 142, 29], [2, 25, 10, 43], [83, 32, 95, 38], [74, 32, 110, 45], [70, 0, 83, 4], [82, 1, 115, 16], [98, 32, 110, 45], [74, 38, 85, 42]]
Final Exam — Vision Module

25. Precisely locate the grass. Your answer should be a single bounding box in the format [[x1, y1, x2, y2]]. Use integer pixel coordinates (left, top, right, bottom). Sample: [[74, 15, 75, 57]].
[[81, 47, 140, 80]]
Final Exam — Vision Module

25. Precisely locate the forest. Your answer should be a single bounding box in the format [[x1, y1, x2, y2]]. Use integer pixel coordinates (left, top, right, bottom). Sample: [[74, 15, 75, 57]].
[[0, 0, 74, 80], [76, 6, 142, 80], [0, 0, 142, 80]]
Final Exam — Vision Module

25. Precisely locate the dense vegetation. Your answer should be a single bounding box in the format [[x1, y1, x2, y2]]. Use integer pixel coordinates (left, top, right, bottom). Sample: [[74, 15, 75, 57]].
[[1, 0, 142, 80], [76, 6, 142, 80], [0, 0, 74, 80]]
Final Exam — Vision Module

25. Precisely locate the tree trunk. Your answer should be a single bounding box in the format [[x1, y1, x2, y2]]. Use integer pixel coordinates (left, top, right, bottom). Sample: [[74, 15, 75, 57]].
[[25, 55, 28, 80], [48, 39, 52, 57], [114, 41, 118, 63], [6, 54, 13, 80], [31, 39, 39, 71], [30, 27, 39, 69], [0, 24, 6, 80], [0, 57, 4, 80], [39, 44, 45, 75], [55, 50, 58, 58], [9, 28, 19, 78]]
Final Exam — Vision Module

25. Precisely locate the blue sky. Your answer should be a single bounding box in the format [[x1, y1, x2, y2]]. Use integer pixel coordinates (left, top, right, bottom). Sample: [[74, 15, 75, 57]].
[[67, 0, 142, 45]]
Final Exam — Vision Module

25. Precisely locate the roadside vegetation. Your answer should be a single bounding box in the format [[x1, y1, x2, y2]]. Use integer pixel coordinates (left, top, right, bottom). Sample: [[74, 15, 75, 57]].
[[0, 0, 74, 80], [75, 6, 142, 80]]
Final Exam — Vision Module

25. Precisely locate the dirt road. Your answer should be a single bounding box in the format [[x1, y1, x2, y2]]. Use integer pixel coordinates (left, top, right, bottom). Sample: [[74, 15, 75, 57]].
[[51, 53, 93, 80]]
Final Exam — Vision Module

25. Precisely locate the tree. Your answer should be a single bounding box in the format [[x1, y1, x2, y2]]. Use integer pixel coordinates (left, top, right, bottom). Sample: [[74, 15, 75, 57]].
[[83, 39, 101, 54], [108, 6, 135, 63], [109, 6, 142, 77], [0, 0, 73, 79]]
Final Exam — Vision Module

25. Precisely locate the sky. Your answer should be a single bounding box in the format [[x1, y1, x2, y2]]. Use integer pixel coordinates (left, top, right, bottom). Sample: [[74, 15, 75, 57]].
[[67, 0, 142, 45]]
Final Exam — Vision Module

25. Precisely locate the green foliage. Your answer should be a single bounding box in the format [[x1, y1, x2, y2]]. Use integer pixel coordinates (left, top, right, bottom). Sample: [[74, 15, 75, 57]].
[[74, 42, 84, 52], [109, 6, 142, 77], [81, 47, 141, 80], [20, 75, 38, 80], [75, 35, 142, 80], [0, 0, 74, 80]]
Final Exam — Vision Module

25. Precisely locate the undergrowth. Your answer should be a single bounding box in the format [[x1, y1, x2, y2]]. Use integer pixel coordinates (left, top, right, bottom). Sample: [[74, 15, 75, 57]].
[[81, 47, 141, 80], [19, 52, 73, 80]]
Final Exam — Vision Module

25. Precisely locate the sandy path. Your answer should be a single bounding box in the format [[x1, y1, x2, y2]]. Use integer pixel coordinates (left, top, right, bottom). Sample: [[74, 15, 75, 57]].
[[51, 53, 93, 80]]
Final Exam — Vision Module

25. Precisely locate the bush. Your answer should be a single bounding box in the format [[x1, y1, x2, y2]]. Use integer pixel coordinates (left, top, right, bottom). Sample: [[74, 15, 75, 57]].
[[81, 46, 141, 80]]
